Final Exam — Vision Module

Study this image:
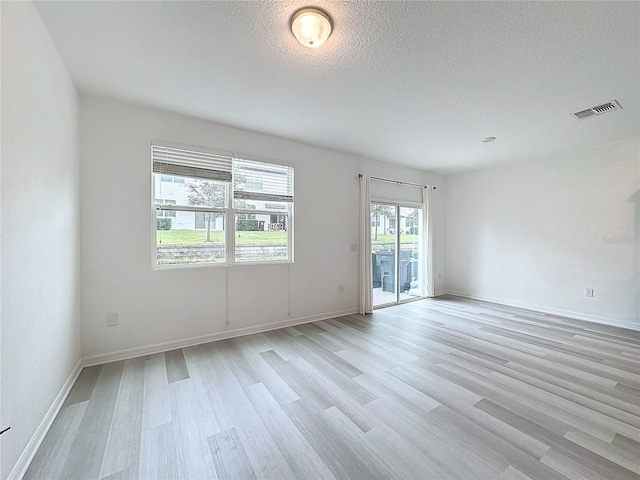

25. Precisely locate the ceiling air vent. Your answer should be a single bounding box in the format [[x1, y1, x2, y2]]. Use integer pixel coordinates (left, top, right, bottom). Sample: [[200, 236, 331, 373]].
[[573, 109, 596, 120], [572, 100, 622, 120]]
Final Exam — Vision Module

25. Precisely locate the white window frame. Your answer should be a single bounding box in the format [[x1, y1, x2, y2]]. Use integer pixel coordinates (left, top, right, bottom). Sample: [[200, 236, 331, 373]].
[[151, 142, 294, 270]]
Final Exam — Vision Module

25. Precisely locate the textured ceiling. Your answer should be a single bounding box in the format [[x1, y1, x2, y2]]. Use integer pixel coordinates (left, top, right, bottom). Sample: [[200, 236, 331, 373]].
[[34, 1, 640, 174]]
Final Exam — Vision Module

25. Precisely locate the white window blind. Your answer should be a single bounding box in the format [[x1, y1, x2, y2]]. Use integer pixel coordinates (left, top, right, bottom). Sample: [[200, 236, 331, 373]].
[[233, 158, 293, 203], [152, 144, 233, 183], [370, 180, 422, 204]]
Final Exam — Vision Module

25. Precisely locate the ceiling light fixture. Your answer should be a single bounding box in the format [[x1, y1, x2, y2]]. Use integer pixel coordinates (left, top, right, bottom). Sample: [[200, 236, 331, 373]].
[[290, 7, 332, 48], [482, 136, 497, 143]]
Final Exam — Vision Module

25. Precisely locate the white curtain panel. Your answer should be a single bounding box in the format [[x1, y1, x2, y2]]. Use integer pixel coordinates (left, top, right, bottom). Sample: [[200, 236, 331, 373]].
[[359, 174, 373, 314], [421, 186, 435, 298]]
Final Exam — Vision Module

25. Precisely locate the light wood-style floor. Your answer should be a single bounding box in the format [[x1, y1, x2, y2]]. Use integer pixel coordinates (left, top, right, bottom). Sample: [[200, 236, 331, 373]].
[[26, 296, 640, 480]]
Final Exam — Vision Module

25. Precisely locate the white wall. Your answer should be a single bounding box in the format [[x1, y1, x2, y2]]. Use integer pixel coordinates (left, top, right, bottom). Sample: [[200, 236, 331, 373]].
[[446, 137, 640, 328], [79, 97, 445, 360], [0, 3, 81, 479]]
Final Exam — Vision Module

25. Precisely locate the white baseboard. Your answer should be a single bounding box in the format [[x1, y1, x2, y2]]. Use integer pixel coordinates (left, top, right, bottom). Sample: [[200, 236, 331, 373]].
[[441, 290, 639, 331], [83, 307, 360, 367], [7, 359, 83, 480]]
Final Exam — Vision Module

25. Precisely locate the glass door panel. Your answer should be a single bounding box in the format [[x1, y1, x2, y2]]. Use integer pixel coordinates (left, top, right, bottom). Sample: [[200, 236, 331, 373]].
[[399, 206, 421, 301], [371, 203, 397, 307]]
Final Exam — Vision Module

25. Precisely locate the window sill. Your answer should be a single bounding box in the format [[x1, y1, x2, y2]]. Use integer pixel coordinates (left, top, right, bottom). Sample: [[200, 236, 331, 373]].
[[152, 260, 292, 271]]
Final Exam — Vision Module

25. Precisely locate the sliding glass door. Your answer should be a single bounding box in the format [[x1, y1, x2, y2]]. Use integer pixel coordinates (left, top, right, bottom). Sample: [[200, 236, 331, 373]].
[[399, 206, 421, 301], [371, 203, 397, 306], [372, 203, 423, 307]]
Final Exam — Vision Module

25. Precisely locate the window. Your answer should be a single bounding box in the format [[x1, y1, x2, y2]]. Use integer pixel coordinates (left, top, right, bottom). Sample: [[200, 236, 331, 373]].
[[161, 175, 185, 183], [155, 199, 176, 217], [233, 158, 293, 263], [194, 212, 222, 230], [152, 143, 293, 267], [237, 204, 256, 220], [265, 202, 286, 210], [244, 180, 263, 191], [163, 200, 176, 217]]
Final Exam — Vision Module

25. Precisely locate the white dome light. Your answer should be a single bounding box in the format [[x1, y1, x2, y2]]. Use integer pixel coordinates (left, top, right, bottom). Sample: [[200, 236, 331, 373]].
[[290, 8, 332, 48]]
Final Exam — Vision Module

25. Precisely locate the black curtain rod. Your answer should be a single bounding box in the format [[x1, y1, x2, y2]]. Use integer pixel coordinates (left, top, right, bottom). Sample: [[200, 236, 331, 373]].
[[359, 173, 436, 190]]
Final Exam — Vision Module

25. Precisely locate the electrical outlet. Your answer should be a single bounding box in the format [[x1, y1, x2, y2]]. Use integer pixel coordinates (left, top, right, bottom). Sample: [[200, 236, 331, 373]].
[[106, 313, 119, 326], [351, 243, 358, 252], [438, 272, 441, 279], [339, 285, 344, 294], [585, 288, 594, 298]]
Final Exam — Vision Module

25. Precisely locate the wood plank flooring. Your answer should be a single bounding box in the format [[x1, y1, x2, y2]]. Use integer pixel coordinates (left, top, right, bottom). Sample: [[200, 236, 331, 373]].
[[25, 296, 640, 480]]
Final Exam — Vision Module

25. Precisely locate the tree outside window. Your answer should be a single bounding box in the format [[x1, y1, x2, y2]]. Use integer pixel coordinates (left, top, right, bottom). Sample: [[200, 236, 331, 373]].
[[370, 204, 393, 240], [187, 176, 245, 242]]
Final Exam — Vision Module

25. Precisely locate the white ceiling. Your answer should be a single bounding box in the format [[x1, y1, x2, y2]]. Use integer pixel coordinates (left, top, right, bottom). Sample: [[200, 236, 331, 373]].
[[35, 1, 640, 174]]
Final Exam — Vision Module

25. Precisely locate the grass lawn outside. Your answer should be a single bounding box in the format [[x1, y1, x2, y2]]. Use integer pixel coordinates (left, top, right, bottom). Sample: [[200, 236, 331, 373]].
[[157, 229, 287, 245], [372, 234, 419, 244], [156, 229, 418, 246]]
